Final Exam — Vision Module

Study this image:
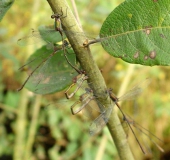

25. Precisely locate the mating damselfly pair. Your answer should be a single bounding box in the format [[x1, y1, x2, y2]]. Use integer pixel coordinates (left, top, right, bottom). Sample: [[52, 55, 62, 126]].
[[17, 8, 164, 155]]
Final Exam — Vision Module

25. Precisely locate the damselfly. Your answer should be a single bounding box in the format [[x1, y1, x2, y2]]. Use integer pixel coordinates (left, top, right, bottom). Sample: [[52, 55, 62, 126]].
[[89, 79, 164, 154], [51, 9, 89, 99], [76, 79, 151, 134], [17, 9, 86, 93]]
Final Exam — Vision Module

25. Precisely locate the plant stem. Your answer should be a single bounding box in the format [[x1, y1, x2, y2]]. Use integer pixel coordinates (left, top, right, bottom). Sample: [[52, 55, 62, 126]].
[[70, 0, 82, 29], [24, 95, 42, 160], [13, 89, 29, 160], [47, 0, 134, 159]]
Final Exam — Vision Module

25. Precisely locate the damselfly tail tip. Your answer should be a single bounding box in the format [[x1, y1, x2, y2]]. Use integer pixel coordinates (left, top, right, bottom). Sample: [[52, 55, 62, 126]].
[[18, 66, 25, 71], [17, 87, 23, 92], [51, 14, 55, 19]]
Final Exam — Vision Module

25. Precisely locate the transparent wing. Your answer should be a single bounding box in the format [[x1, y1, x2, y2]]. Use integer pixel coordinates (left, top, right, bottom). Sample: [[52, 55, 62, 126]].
[[17, 29, 48, 46], [17, 26, 66, 46], [17, 26, 90, 47], [88, 79, 151, 136], [89, 105, 113, 136], [124, 115, 164, 154], [119, 78, 151, 101]]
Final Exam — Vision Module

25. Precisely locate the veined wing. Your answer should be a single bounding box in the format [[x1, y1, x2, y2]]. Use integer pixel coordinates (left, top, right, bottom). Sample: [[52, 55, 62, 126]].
[[17, 26, 66, 46], [17, 25, 90, 46], [89, 105, 113, 136], [123, 115, 164, 154], [118, 78, 151, 101], [87, 79, 151, 136]]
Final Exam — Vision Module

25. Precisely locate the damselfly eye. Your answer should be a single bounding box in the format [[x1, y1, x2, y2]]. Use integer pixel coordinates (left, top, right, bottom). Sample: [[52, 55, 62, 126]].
[[51, 15, 55, 19]]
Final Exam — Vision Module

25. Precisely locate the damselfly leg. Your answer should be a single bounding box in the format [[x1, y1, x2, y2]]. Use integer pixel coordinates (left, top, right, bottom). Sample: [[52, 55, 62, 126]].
[[65, 73, 88, 99], [70, 88, 94, 115]]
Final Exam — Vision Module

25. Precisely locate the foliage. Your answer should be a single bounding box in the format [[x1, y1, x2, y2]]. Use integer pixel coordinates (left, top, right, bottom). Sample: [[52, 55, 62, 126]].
[[23, 45, 77, 94], [0, 0, 14, 21], [0, 0, 170, 160], [100, 0, 170, 66]]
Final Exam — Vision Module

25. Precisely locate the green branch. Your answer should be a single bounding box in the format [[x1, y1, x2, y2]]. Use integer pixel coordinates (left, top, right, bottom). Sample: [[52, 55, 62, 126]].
[[47, 0, 134, 159]]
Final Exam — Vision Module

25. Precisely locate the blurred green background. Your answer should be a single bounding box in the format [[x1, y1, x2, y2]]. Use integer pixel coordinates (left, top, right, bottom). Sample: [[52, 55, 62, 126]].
[[0, 0, 170, 159]]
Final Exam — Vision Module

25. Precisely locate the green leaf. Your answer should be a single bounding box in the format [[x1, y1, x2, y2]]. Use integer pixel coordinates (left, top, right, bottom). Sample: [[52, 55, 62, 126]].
[[38, 25, 66, 44], [23, 45, 78, 94], [100, 0, 170, 66], [0, 0, 14, 21], [67, 121, 82, 141], [4, 91, 20, 108]]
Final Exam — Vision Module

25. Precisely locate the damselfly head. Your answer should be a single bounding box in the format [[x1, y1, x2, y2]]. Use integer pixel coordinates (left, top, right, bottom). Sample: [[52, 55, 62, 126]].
[[63, 40, 69, 47], [51, 13, 61, 19], [107, 88, 113, 93], [85, 88, 93, 94], [51, 14, 55, 19]]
